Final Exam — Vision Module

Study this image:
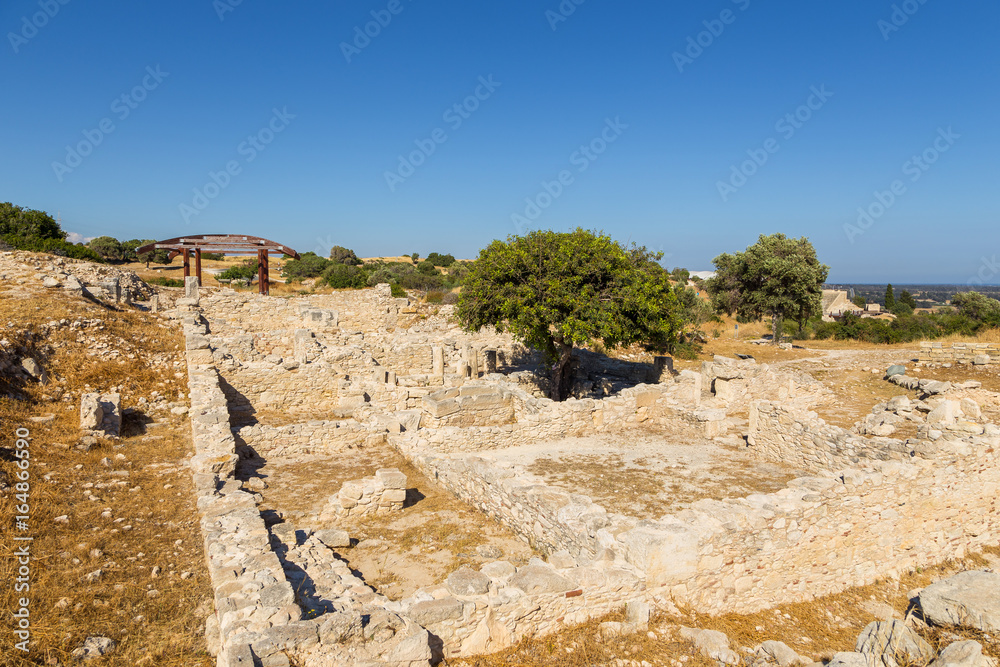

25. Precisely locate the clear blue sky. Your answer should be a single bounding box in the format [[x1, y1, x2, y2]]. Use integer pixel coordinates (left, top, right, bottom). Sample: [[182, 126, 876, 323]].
[[2, 1, 998, 283]]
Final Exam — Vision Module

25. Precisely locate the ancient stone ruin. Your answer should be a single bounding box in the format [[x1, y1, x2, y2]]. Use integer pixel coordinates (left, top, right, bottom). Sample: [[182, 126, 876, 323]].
[[159, 283, 1000, 666]]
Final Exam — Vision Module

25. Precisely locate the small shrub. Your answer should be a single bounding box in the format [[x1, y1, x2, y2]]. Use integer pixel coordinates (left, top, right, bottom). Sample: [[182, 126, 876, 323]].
[[146, 277, 185, 288], [390, 283, 407, 298], [441, 291, 460, 305], [425, 290, 445, 304], [218, 261, 258, 281]]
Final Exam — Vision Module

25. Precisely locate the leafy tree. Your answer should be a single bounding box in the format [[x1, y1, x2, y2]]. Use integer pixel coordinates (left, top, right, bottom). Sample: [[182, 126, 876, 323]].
[[457, 228, 682, 401], [852, 295, 867, 309], [426, 252, 456, 267], [670, 267, 690, 284], [885, 284, 896, 311], [951, 291, 1000, 327], [129, 239, 171, 268], [411, 252, 420, 262], [282, 252, 330, 281], [0, 202, 65, 241], [706, 233, 829, 344], [899, 290, 917, 310], [329, 246, 361, 265], [87, 236, 125, 261]]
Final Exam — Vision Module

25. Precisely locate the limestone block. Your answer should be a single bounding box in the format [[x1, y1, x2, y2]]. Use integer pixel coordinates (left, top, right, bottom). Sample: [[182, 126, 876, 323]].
[[927, 400, 960, 425], [856, 619, 934, 667], [184, 275, 200, 300], [408, 597, 463, 626], [483, 348, 498, 374], [480, 561, 516, 586], [919, 570, 1000, 633], [619, 524, 699, 586], [447, 567, 491, 596], [509, 563, 575, 595], [375, 468, 407, 490], [313, 529, 351, 549], [930, 640, 994, 667], [960, 398, 982, 420]]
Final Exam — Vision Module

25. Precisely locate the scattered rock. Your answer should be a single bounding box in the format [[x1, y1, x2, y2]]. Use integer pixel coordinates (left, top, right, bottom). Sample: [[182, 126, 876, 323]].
[[71, 636, 116, 660], [930, 640, 996, 667], [446, 566, 491, 596], [856, 619, 934, 667], [919, 570, 1000, 633]]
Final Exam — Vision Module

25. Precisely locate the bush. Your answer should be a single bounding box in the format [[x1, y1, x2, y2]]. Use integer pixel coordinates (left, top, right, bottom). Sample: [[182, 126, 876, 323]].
[[441, 291, 460, 305], [218, 261, 258, 281], [417, 260, 440, 276], [425, 290, 446, 304], [282, 252, 330, 281], [323, 263, 367, 289], [390, 283, 407, 298], [5, 234, 104, 262], [147, 276, 185, 287], [202, 252, 225, 261], [400, 272, 444, 291]]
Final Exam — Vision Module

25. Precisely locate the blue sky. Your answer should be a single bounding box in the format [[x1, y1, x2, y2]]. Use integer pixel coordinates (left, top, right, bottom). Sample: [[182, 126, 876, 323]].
[[2, 1, 997, 283]]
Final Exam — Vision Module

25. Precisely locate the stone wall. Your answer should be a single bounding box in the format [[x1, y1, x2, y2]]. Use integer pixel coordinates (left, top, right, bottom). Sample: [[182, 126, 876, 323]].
[[234, 420, 371, 457], [396, 407, 1000, 617], [411, 381, 712, 454], [748, 401, 915, 471], [919, 342, 1000, 365]]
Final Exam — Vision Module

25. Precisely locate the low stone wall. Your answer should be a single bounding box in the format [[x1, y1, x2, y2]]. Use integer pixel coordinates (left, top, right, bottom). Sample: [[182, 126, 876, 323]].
[[234, 420, 370, 457], [412, 382, 709, 454], [919, 342, 1000, 365], [396, 406, 1000, 617], [184, 316, 304, 667], [421, 385, 515, 427], [748, 401, 915, 471]]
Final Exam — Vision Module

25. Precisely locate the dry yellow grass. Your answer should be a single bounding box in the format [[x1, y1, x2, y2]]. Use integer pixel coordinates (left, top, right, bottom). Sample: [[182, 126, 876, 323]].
[[0, 277, 213, 666]]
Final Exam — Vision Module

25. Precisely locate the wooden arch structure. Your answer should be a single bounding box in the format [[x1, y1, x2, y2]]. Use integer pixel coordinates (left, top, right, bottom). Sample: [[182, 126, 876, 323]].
[[137, 235, 300, 295]]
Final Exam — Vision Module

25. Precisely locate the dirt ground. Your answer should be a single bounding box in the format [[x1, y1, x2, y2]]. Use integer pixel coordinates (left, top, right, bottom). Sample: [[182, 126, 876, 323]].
[[489, 428, 805, 520], [245, 444, 535, 601]]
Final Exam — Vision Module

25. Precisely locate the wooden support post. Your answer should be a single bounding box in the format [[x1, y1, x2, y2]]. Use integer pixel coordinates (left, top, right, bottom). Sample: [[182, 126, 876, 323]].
[[182, 249, 190, 278], [258, 250, 269, 295], [194, 248, 202, 286]]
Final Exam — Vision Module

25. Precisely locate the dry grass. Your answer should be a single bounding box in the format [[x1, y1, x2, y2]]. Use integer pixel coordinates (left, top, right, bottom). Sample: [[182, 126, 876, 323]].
[[0, 277, 213, 666]]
